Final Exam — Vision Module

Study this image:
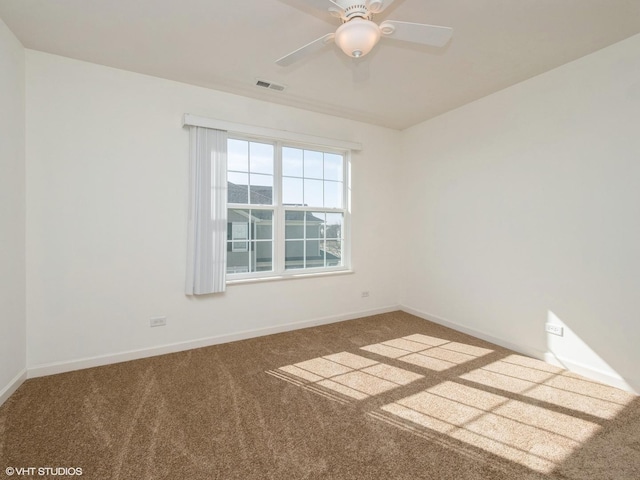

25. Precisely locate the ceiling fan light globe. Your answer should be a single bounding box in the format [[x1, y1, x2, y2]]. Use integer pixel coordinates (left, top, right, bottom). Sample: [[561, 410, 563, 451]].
[[335, 18, 381, 58]]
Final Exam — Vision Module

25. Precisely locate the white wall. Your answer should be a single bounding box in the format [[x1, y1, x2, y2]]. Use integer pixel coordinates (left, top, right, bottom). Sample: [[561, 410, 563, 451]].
[[25, 50, 401, 372], [0, 18, 26, 401], [400, 34, 640, 392]]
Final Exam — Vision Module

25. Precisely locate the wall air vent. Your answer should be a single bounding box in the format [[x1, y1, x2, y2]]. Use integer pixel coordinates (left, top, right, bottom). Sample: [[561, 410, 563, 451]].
[[255, 79, 286, 92]]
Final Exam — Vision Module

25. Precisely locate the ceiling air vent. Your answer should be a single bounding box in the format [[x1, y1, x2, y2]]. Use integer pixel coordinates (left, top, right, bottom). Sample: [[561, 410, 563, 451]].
[[255, 79, 286, 92]]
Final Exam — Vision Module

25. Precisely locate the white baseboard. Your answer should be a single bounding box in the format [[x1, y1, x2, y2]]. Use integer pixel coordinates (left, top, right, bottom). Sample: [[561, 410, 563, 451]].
[[0, 369, 27, 407], [401, 305, 546, 359], [544, 352, 637, 394], [401, 305, 638, 394], [27, 305, 400, 379]]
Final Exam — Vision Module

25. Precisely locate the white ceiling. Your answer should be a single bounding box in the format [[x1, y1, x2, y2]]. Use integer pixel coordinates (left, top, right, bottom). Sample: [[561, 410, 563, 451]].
[[1, 0, 639, 130]]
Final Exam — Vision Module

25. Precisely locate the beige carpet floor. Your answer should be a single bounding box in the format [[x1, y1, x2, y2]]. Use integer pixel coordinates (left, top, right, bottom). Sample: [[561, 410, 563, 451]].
[[1, 311, 639, 479]]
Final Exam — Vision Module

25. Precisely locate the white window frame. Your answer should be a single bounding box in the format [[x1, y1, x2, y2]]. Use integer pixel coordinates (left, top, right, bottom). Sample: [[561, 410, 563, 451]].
[[226, 135, 351, 282]]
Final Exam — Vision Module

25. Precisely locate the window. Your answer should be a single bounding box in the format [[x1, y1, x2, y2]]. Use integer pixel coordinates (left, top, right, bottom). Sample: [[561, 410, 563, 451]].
[[226, 137, 349, 280]]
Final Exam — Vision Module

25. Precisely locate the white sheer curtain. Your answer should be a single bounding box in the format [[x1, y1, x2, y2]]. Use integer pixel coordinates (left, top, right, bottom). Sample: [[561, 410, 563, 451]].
[[185, 126, 228, 295]]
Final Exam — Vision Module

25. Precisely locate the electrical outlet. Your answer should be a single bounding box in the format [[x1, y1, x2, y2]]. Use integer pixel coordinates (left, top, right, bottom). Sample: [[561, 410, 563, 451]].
[[361, 291, 370, 298], [545, 323, 563, 336], [150, 316, 167, 327]]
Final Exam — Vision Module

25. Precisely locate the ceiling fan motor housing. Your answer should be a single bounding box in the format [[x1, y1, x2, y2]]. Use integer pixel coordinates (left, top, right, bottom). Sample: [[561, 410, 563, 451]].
[[342, 4, 372, 21]]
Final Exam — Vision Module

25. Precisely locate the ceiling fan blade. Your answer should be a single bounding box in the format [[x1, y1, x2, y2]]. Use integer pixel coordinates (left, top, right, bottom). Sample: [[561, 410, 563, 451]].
[[276, 33, 336, 66], [366, 0, 396, 14], [379, 20, 453, 47]]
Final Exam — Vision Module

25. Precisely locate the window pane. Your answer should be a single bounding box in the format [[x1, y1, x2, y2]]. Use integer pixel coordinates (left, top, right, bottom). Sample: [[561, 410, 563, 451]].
[[325, 240, 342, 266], [305, 239, 323, 268], [285, 240, 304, 270], [325, 213, 343, 239], [250, 173, 273, 186], [285, 211, 304, 239], [304, 179, 323, 207], [324, 154, 343, 181], [229, 218, 249, 254], [306, 212, 324, 239], [228, 139, 248, 172], [228, 172, 248, 204], [283, 147, 303, 177], [254, 241, 273, 272], [250, 142, 274, 174], [324, 181, 343, 208], [283, 177, 303, 205], [304, 150, 324, 179], [227, 209, 249, 240], [227, 249, 250, 274], [249, 174, 273, 204], [254, 210, 273, 239]]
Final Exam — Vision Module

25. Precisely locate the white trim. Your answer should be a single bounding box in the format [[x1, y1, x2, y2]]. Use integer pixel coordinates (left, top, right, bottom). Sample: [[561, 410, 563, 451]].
[[227, 268, 354, 285], [27, 305, 399, 379], [401, 305, 546, 359], [0, 369, 27, 407], [183, 114, 363, 151], [544, 352, 637, 394], [401, 305, 638, 394]]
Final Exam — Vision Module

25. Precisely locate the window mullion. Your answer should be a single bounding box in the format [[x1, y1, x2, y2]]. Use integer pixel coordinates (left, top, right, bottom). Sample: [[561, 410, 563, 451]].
[[302, 214, 307, 269], [274, 141, 285, 274], [343, 152, 350, 269]]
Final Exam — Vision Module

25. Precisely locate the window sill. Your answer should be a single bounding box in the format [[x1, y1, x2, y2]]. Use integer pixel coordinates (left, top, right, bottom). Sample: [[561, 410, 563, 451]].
[[226, 268, 354, 286]]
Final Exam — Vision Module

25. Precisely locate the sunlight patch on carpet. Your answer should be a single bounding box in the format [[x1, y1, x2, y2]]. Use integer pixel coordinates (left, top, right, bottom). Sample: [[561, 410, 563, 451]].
[[460, 357, 634, 419], [361, 335, 493, 372], [271, 351, 424, 401], [379, 380, 602, 473]]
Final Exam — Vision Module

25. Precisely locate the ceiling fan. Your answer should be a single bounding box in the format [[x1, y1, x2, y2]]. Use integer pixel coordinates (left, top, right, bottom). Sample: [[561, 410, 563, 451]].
[[276, 0, 453, 66]]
